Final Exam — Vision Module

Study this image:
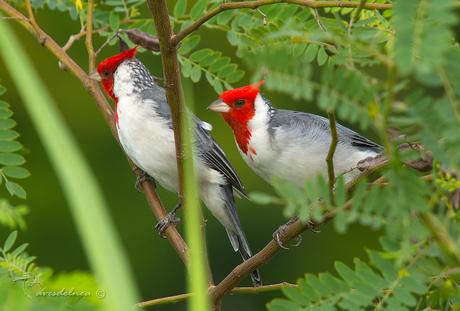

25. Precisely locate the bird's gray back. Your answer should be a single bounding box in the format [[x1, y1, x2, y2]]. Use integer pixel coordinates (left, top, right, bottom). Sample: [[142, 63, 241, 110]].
[[269, 109, 382, 153]]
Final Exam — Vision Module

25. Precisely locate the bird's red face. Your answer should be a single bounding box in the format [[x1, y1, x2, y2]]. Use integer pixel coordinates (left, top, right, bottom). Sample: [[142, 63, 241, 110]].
[[208, 81, 264, 155], [93, 47, 137, 100]]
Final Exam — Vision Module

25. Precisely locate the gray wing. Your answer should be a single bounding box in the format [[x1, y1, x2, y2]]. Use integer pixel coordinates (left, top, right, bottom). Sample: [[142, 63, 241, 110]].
[[270, 109, 382, 153], [141, 88, 246, 195], [194, 120, 247, 197]]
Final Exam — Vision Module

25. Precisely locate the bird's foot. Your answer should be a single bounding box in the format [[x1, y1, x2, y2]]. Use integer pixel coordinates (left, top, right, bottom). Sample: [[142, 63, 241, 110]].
[[307, 220, 320, 233], [155, 203, 181, 238], [273, 216, 300, 250], [135, 169, 156, 191]]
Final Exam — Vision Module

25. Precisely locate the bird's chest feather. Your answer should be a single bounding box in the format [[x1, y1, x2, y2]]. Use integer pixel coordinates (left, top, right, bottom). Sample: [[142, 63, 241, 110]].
[[116, 96, 178, 190], [239, 123, 277, 181]]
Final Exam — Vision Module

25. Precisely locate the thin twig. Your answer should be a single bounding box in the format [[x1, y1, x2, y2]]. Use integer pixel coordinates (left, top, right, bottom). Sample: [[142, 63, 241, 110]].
[[62, 29, 85, 51], [24, 0, 44, 43], [326, 112, 338, 205], [172, 0, 393, 44], [137, 282, 297, 308], [63, 27, 108, 52], [85, 0, 96, 71], [348, 0, 366, 34]]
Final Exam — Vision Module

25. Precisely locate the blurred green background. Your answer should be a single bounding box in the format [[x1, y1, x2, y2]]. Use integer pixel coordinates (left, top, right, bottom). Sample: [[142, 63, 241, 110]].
[[0, 5, 382, 310]]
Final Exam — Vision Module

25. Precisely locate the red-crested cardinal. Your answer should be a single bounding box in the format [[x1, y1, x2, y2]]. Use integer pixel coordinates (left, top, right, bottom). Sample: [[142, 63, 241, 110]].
[[208, 81, 382, 246], [92, 48, 261, 286]]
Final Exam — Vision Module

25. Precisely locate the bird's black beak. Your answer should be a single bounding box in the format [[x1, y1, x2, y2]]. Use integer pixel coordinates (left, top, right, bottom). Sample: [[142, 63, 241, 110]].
[[89, 71, 101, 81], [207, 99, 230, 113]]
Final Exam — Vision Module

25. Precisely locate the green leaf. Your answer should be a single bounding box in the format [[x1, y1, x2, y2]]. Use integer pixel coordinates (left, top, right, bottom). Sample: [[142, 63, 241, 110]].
[[304, 44, 319, 62], [0, 85, 6, 95], [11, 243, 28, 257], [190, 65, 202, 82], [173, 0, 187, 17], [109, 11, 120, 31], [0, 119, 16, 130], [0, 130, 19, 141], [0, 153, 25, 166], [179, 35, 200, 55], [0, 141, 22, 152], [3, 230, 17, 252], [249, 192, 281, 205], [190, 0, 207, 20], [0, 108, 13, 119], [317, 46, 328, 66], [190, 49, 213, 62], [6, 181, 26, 199], [2, 166, 30, 179]]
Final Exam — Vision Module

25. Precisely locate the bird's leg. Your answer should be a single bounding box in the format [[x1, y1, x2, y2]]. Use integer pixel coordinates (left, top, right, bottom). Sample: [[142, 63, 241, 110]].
[[135, 169, 156, 191], [273, 217, 320, 249], [155, 203, 181, 238]]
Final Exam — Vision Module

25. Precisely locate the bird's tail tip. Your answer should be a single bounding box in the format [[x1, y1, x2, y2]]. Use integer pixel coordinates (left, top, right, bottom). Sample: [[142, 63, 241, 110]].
[[250, 270, 263, 287]]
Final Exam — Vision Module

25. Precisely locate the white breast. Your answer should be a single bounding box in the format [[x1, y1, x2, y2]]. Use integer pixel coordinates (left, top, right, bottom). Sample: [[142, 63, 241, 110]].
[[116, 96, 179, 192]]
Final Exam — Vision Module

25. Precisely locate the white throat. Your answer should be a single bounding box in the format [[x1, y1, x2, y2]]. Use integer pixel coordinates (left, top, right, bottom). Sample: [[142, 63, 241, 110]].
[[248, 94, 271, 130], [113, 61, 135, 98]]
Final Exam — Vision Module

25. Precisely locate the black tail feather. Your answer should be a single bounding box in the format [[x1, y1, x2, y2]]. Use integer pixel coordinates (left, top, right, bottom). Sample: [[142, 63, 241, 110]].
[[237, 235, 262, 287]]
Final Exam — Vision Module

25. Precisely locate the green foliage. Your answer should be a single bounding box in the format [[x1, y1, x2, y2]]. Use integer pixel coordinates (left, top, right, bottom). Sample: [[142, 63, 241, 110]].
[[0, 21, 140, 311], [317, 66, 376, 129], [4, 0, 460, 310], [267, 246, 447, 311], [0, 199, 28, 230], [179, 43, 245, 93], [393, 0, 458, 76], [0, 232, 101, 310], [0, 85, 30, 200], [0, 231, 45, 289]]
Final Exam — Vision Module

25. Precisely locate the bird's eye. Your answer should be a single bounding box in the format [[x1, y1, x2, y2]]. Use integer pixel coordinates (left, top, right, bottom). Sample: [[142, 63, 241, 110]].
[[102, 70, 110, 78], [235, 99, 245, 108]]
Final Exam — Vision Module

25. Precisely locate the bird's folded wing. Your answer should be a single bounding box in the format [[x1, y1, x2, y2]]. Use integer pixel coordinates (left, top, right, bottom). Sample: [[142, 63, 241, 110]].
[[194, 121, 247, 197]]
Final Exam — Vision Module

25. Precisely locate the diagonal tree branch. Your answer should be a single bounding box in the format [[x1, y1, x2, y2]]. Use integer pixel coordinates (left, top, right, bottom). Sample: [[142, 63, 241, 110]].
[[0, 0, 189, 265], [172, 0, 393, 44]]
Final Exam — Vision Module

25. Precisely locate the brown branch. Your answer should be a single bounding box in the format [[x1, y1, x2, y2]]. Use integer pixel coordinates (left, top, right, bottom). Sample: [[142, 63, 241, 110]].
[[147, 0, 214, 290], [0, 0, 189, 264], [326, 112, 338, 205], [24, 0, 43, 43], [146, 0, 185, 198], [85, 0, 96, 71], [172, 0, 393, 44], [137, 282, 297, 308]]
